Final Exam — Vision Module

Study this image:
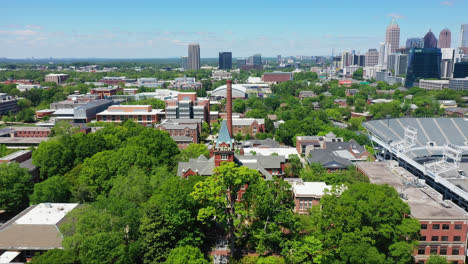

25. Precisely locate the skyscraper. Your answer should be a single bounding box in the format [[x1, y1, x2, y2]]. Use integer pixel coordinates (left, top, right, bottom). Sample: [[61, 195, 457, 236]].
[[460, 24, 468, 48], [406, 38, 424, 49], [188, 43, 200, 70], [438, 28, 451, 48], [405, 48, 442, 87], [385, 18, 400, 53], [218, 52, 232, 70], [247, 54, 262, 66], [365, 49, 379, 67], [423, 30, 438, 48], [378, 42, 391, 69]]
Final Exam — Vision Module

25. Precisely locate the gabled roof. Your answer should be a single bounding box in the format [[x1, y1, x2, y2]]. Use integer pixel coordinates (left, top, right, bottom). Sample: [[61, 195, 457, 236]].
[[215, 120, 233, 149], [308, 149, 351, 169]]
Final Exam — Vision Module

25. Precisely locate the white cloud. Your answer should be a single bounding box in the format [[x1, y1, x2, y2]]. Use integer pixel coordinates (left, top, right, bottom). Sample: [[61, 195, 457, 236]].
[[387, 13, 406, 19], [441, 1, 454, 6]]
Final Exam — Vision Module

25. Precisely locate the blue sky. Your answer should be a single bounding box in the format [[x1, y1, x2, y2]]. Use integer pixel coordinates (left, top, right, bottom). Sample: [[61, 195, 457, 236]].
[[0, 0, 467, 58]]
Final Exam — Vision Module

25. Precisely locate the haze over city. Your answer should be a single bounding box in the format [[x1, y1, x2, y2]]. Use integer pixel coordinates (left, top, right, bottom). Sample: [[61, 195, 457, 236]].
[[1, 0, 468, 58]]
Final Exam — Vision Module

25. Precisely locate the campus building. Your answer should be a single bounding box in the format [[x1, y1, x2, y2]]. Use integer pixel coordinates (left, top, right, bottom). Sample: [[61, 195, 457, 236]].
[[96, 105, 163, 126], [165, 92, 210, 123]]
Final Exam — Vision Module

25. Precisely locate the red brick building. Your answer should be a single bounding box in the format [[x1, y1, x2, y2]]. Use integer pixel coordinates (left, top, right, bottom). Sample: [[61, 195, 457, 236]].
[[357, 162, 468, 264], [8, 127, 52, 138], [262, 72, 293, 84], [157, 123, 199, 146], [96, 105, 163, 127], [232, 118, 265, 136], [287, 179, 332, 214], [35, 109, 55, 119], [90, 87, 123, 97]]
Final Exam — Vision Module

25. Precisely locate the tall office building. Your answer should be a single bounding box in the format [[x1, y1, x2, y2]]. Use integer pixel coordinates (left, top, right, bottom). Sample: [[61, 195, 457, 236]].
[[438, 28, 451, 48], [277, 55, 282, 63], [341, 51, 352, 68], [423, 30, 438, 48], [405, 48, 442, 87], [378, 42, 391, 69], [365, 49, 379, 66], [385, 18, 400, 53], [460, 24, 468, 48], [248, 54, 262, 65], [387, 53, 408, 76], [440, 48, 455, 79], [188, 43, 200, 70], [353, 54, 365, 67], [406, 38, 424, 49], [181, 56, 188, 70], [218, 52, 232, 70]]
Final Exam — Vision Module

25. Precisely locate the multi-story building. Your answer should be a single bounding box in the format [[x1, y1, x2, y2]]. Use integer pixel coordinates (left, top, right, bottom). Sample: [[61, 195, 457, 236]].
[[289, 179, 332, 214], [405, 48, 442, 87], [16, 84, 42, 92], [352, 54, 365, 67], [99, 77, 136, 85], [211, 70, 232, 80], [460, 24, 468, 49], [424, 30, 438, 48], [5, 127, 52, 138], [387, 53, 408, 76], [385, 18, 400, 53], [406, 38, 424, 49], [90, 87, 123, 97], [453, 62, 468, 78], [439, 28, 452, 48], [188, 43, 200, 70], [44, 73, 69, 84], [357, 161, 468, 264], [419, 79, 450, 90], [378, 42, 391, 69], [165, 92, 210, 123], [218, 52, 232, 70], [232, 118, 265, 136], [449, 77, 468, 90], [96, 105, 163, 126], [156, 122, 199, 146], [248, 54, 262, 66], [181, 56, 189, 70], [0, 93, 18, 115], [170, 76, 202, 91], [262, 72, 293, 83], [73, 99, 114, 123], [441, 48, 456, 79]]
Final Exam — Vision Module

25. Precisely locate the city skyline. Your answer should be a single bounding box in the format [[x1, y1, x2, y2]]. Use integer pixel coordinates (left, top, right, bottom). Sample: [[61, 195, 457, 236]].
[[0, 0, 467, 58]]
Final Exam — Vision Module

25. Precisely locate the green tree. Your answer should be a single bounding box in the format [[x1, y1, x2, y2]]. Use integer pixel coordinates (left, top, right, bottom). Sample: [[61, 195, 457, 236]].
[[426, 255, 448, 264], [178, 143, 210, 162], [29, 176, 71, 204], [284, 154, 302, 177], [0, 163, 33, 212], [109, 166, 152, 204], [233, 99, 247, 113], [30, 249, 77, 264], [33, 139, 74, 179], [282, 235, 323, 264], [164, 246, 208, 264], [352, 68, 363, 80], [191, 162, 261, 256]]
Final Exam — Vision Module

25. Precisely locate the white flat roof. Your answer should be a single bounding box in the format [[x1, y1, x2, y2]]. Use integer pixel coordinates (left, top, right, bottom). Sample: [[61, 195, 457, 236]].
[[292, 182, 331, 197], [245, 147, 298, 158], [15, 203, 79, 225], [0, 251, 21, 263], [97, 109, 162, 115]]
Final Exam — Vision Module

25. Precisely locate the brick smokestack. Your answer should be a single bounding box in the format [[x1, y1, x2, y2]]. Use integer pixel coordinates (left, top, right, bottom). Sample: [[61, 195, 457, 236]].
[[226, 79, 233, 137]]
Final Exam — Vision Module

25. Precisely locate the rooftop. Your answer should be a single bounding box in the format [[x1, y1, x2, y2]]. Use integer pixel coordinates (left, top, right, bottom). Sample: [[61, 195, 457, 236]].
[[357, 162, 468, 220], [291, 182, 332, 197]]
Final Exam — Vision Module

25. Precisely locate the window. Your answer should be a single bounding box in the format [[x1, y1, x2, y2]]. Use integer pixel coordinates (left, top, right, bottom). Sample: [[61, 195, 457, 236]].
[[442, 236, 449, 241], [417, 247, 425, 255], [111, 115, 116, 121], [452, 247, 460, 255], [455, 224, 462, 230], [431, 236, 439, 241], [102, 115, 107, 121], [421, 224, 427, 229], [433, 224, 440, 230], [221, 154, 228, 160], [453, 236, 461, 241], [300, 200, 304, 210], [440, 247, 447, 255], [430, 246, 438, 254], [120, 115, 124, 121], [443, 224, 450, 230], [420, 236, 426, 241]]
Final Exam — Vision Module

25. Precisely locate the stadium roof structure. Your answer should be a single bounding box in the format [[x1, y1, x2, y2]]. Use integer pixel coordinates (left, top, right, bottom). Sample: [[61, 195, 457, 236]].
[[363, 117, 468, 209]]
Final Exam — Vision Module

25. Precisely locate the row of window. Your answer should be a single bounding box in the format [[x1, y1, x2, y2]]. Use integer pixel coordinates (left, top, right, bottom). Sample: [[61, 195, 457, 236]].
[[101, 115, 153, 121], [421, 235, 462, 242], [417, 246, 461, 256], [421, 223, 463, 230], [299, 200, 315, 210]]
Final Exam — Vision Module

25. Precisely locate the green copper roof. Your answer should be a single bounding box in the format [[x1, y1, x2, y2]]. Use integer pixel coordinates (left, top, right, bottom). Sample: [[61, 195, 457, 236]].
[[215, 120, 233, 149]]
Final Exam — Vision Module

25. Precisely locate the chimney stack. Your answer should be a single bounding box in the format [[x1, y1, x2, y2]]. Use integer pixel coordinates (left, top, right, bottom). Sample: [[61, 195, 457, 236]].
[[226, 79, 233, 137]]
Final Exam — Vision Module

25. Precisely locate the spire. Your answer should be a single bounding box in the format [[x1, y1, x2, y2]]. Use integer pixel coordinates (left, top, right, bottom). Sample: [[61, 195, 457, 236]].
[[391, 17, 397, 25], [215, 120, 233, 149]]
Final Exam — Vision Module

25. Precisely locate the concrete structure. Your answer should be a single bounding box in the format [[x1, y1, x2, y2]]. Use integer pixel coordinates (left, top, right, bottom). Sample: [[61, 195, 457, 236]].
[[218, 52, 232, 70], [439, 28, 452, 48], [419, 79, 450, 90], [378, 43, 391, 69], [449, 77, 468, 90], [290, 180, 332, 214], [165, 92, 210, 123], [262, 72, 293, 84], [226, 80, 233, 136], [424, 30, 438, 48], [44, 73, 69, 84], [188, 43, 201, 70], [387, 53, 408, 76], [0, 203, 79, 262], [212, 70, 232, 80], [357, 161, 468, 264], [385, 18, 400, 53], [232, 118, 265, 136], [96, 105, 163, 126], [441, 48, 456, 79], [0, 93, 18, 115]]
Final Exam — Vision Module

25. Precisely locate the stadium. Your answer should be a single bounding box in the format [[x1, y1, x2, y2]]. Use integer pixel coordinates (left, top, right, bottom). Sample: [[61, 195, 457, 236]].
[[363, 117, 468, 209]]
